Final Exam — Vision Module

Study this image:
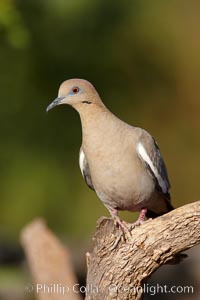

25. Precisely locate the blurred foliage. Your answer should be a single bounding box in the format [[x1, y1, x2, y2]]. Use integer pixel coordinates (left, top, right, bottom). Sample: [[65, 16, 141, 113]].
[[0, 0, 30, 48], [0, 0, 200, 242]]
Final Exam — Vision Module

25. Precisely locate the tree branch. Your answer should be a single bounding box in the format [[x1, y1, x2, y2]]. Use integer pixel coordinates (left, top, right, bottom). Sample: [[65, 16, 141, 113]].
[[85, 200, 200, 300]]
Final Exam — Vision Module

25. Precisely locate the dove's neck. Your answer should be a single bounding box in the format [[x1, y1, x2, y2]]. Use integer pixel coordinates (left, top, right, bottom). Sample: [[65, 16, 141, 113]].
[[74, 102, 123, 148]]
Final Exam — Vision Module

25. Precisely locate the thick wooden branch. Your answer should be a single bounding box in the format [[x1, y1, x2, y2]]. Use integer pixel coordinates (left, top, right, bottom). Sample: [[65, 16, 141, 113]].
[[85, 201, 200, 300], [20, 219, 81, 300]]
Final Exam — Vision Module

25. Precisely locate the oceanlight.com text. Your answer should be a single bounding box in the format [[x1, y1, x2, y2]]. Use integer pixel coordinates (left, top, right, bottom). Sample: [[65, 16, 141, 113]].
[[25, 282, 194, 296]]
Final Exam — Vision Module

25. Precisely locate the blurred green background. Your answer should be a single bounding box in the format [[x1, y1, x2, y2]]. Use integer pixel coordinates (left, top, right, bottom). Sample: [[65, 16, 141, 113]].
[[0, 0, 200, 298]]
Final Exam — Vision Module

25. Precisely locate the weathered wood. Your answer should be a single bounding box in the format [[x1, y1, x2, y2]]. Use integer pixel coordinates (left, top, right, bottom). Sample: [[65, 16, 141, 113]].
[[85, 201, 200, 300]]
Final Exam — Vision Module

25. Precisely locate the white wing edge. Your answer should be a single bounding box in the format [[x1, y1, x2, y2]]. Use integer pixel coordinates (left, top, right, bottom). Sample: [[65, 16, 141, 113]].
[[136, 142, 167, 193], [79, 148, 85, 177]]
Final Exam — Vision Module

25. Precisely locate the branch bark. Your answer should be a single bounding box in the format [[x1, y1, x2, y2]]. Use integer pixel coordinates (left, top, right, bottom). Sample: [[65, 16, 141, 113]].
[[85, 201, 200, 300]]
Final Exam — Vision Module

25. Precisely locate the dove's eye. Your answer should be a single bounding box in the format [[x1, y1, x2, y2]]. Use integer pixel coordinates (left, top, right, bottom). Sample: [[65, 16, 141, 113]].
[[72, 86, 80, 94]]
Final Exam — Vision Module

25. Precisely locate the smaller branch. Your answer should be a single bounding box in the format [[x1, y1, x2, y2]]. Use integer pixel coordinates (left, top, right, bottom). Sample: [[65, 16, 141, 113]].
[[20, 218, 81, 300], [86, 201, 200, 300]]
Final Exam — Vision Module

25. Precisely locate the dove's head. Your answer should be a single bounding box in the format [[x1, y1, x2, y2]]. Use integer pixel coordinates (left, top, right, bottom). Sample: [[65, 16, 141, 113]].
[[46, 78, 103, 112]]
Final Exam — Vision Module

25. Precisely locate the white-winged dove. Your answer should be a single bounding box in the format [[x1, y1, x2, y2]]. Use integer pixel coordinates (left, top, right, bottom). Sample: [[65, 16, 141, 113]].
[[47, 79, 173, 230]]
